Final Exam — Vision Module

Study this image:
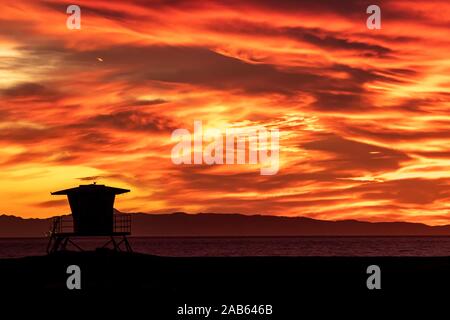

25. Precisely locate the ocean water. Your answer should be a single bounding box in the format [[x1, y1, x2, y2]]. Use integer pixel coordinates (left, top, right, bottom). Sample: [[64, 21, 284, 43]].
[[0, 236, 450, 258]]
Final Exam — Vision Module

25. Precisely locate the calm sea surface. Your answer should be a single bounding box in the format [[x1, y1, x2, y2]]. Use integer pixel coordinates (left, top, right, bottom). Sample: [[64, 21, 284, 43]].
[[1, 236, 450, 258]]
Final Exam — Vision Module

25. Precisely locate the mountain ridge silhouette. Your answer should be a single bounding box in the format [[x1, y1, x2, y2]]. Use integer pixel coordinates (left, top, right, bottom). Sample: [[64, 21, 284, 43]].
[[1, 212, 450, 237]]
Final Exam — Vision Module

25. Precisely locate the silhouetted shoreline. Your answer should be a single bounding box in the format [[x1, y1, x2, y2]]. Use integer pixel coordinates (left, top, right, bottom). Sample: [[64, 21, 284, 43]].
[[2, 250, 450, 293], [1, 250, 447, 317]]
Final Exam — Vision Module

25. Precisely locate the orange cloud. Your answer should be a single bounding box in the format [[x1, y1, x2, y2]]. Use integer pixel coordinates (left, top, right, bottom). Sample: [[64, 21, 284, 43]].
[[0, 0, 449, 225]]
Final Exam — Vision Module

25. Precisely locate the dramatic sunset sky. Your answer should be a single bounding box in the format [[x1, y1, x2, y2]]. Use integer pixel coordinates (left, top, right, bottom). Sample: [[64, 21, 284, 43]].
[[1, 0, 449, 224]]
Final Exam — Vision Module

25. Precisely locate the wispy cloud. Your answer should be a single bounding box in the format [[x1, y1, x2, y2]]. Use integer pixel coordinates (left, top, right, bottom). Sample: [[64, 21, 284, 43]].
[[0, 0, 449, 224]]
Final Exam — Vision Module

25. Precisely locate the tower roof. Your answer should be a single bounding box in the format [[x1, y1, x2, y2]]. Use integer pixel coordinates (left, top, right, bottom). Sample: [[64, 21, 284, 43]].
[[51, 183, 130, 195]]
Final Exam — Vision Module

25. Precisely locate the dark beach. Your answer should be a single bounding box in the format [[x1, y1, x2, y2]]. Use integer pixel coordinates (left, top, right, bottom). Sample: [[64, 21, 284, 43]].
[[1, 251, 448, 300]]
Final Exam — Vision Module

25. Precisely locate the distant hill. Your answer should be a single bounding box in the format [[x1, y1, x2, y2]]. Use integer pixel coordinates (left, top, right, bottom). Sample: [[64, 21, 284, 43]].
[[0, 215, 52, 237], [1, 212, 450, 237]]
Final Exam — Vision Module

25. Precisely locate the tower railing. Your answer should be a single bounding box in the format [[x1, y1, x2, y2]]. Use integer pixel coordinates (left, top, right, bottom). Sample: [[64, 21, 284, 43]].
[[49, 214, 131, 235], [113, 214, 132, 234]]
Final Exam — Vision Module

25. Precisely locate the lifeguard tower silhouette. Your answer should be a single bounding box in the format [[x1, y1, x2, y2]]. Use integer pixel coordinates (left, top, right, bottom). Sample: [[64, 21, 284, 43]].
[[47, 183, 132, 253]]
